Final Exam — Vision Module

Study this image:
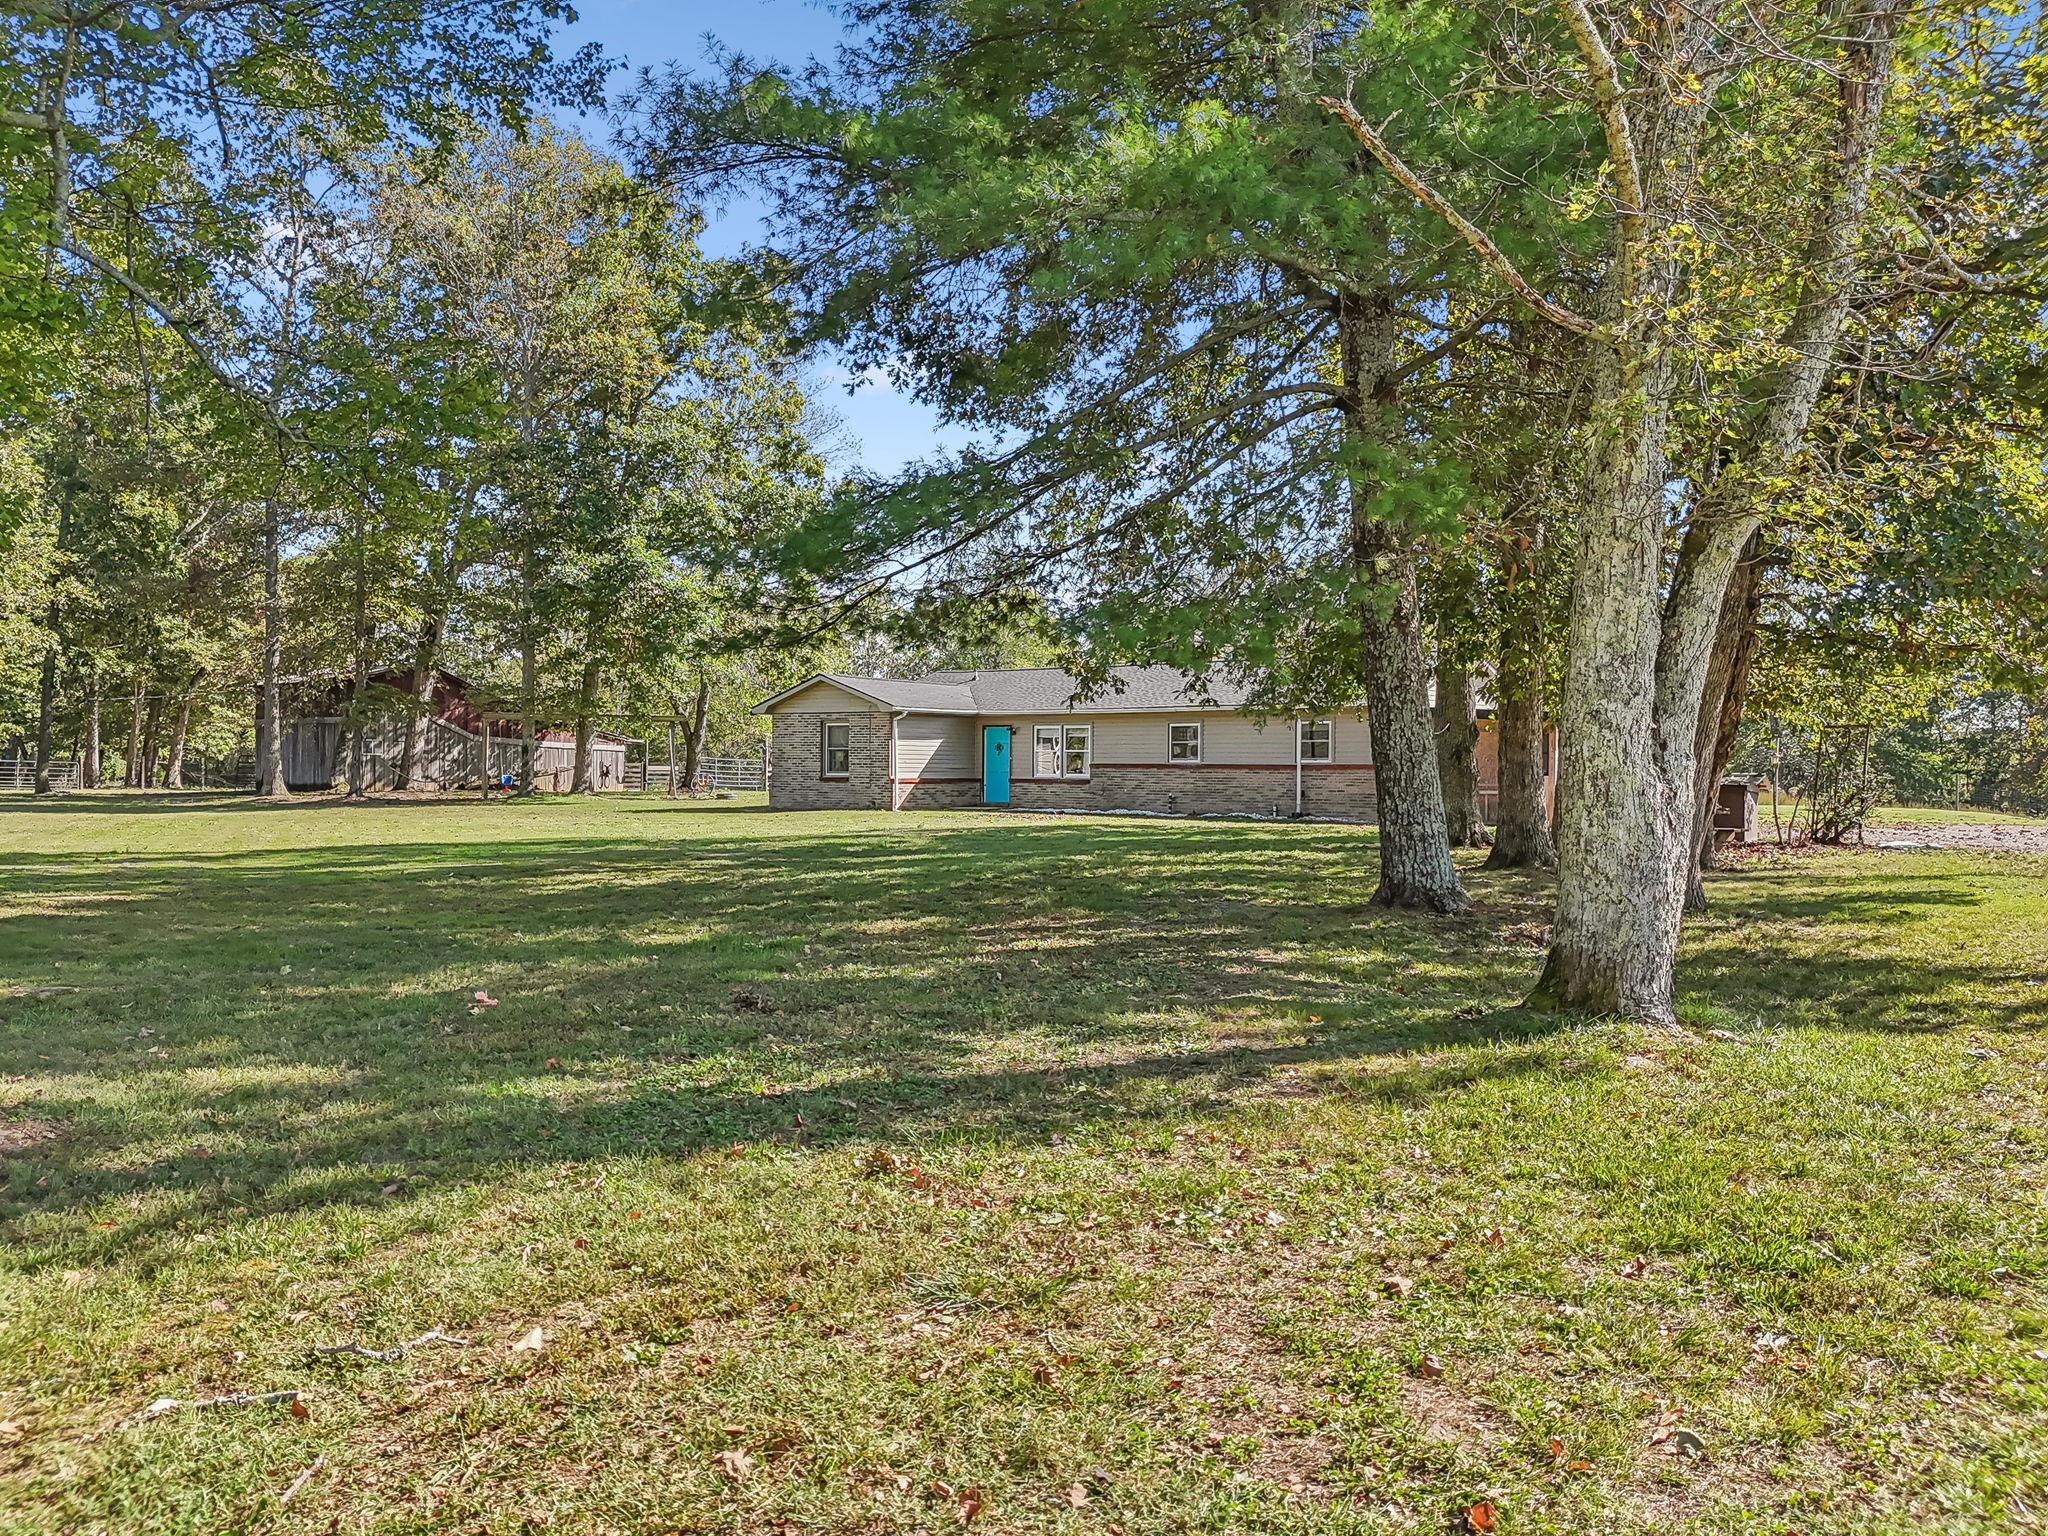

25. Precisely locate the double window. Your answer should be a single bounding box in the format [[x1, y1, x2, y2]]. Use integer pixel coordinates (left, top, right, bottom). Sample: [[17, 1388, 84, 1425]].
[[1169, 723, 1202, 762], [1034, 724, 1092, 779], [822, 721, 851, 777], [1299, 719, 1332, 762]]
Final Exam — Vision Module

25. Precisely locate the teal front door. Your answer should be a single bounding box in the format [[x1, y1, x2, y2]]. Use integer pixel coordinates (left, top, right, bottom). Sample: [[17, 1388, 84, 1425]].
[[982, 726, 1012, 804]]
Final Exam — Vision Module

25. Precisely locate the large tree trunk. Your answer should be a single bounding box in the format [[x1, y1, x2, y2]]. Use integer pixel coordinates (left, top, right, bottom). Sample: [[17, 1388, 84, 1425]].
[[1683, 530, 1765, 910], [345, 536, 372, 798], [258, 497, 290, 799], [1339, 290, 1466, 912], [1536, 324, 1689, 1022], [32, 476, 74, 796], [31, 644, 59, 796], [1432, 661, 1492, 847], [395, 613, 446, 791], [345, 643, 371, 798], [139, 691, 164, 788], [681, 673, 712, 792], [1489, 686, 1554, 870], [166, 693, 193, 789], [571, 653, 602, 793], [1486, 525, 1555, 869], [124, 675, 145, 787], [518, 556, 538, 796], [1536, 0, 1898, 1020], [82, 675, 100, 789]]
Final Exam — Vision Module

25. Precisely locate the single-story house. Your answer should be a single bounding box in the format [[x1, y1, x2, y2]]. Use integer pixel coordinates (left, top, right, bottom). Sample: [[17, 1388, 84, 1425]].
[[259, 666, 630, 792], [753, 664, 1554, 820]]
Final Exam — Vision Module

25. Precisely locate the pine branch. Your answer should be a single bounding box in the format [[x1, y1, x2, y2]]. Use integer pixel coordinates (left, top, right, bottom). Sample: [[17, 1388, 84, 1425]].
[[1316, 95, 1609, 343]]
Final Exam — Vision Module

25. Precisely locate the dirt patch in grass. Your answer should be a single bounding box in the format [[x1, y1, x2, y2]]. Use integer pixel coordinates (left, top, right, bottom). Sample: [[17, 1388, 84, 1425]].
[[0, 1118, 64, 1154]]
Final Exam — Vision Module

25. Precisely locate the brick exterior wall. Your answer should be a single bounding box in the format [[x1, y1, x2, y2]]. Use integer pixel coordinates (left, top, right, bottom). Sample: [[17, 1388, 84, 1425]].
[[767, 710, 1382, 820], [768, 711, 892, 811], [898, 778, 983, 810], [1008, 764, 1377, 821]]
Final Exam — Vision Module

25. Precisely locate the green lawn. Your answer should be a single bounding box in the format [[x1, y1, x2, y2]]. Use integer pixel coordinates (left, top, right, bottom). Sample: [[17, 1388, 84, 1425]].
[[1, 794, 2043, 1535], [1871, 804, 2047, 826]]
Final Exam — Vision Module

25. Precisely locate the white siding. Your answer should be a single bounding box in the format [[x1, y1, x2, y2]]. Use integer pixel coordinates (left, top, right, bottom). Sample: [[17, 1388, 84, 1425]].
[[765, 680, 883, 715], [896, 714, 977, 779]]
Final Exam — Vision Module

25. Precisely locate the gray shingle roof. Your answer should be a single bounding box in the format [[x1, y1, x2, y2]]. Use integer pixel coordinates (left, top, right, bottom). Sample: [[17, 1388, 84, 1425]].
[[917, 665, 1252, 714], [813, 674, 980, 712]]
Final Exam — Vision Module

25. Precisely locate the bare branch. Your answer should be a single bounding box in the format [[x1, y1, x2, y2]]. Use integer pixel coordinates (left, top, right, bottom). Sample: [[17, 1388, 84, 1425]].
[[1556, 0, 1645, 238], [1316, 95, 1610, 343]]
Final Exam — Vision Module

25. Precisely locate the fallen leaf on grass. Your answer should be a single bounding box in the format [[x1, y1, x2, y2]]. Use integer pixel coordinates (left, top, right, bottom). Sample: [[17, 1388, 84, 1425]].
[[1380, 1274, 1415, 1298], [289, 1398, 309, 1419], [957, 1487, 984, 1524], [1418, 1355, 1446, 1378], [1464, 1501, 1499, 1532], [473, 991, 498, 1007], [1061, 1482, 1090, 1508], [712, 1447, 756, 1482], [1616, 1255, 1650, 1279], [509, 1327, 546, 1354], [1548, 1437, 1564, 1458]]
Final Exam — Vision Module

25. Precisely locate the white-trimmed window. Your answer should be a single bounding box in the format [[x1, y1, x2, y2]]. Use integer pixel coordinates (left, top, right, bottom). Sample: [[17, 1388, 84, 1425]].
[[1299, 719, 1332, 762], [822, 721, 851, 777], [1034, 723, 1092, 779], [1170, 722, 1203, 762]]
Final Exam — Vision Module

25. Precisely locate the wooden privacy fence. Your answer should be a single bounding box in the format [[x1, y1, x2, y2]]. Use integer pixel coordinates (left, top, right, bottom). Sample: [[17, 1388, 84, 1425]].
[[267, 715, 632, 791]]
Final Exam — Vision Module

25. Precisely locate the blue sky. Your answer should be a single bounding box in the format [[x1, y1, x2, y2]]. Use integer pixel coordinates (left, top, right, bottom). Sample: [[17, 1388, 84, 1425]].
[[554, 0, 969, 476]]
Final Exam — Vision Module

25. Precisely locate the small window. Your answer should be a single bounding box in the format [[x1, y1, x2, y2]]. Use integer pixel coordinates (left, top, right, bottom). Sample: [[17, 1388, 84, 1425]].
[[1170, 722, 1202, 762], [1033, 725, 1061, 778], [1299, 719, 1332, 762], [1034, 723, 1092, 779], [822, 721, 851, 777], [1063, 724, 1092, 778]]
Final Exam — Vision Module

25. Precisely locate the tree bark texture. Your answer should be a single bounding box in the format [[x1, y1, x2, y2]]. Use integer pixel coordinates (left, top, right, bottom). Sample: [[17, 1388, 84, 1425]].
[[166, 695, 192, 789], [31, 645, 59, 795], [82, 675, 99, 789], [682, 673, 711, 792], [258, 497, 290, 798], [518, 557, 538, 796], [1486, 524, 1555, 869], [1683, 530, 1764, 910], [395, 612, 447, 791], [571, 654, 602, 793], [1432, 662, 1491, 847], [139, 692, 163, 788], [124, 675, 144, 787], [1541, 0, 1900, 1019], [1339, 289, 1466, 913]]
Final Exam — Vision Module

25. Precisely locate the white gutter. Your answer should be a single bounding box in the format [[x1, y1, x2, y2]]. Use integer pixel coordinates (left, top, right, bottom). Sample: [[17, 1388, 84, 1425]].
[[889, 710, 907, 811], [1294, 713, 1303, 817]]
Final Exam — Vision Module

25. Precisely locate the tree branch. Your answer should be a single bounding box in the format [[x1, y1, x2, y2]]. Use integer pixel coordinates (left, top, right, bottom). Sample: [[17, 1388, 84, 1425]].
[[1317, 95, 1610, 343], [1555, 0, 1645, 240], [55, 238, 300, 441]]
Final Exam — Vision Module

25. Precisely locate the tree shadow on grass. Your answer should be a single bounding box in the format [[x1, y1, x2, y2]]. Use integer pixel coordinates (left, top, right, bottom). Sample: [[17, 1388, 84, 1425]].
[[0, 817, 2034, 1266]]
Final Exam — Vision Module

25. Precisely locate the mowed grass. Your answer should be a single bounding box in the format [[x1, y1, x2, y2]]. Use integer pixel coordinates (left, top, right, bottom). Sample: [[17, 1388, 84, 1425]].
[[0, 794, 2043, 1536]]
